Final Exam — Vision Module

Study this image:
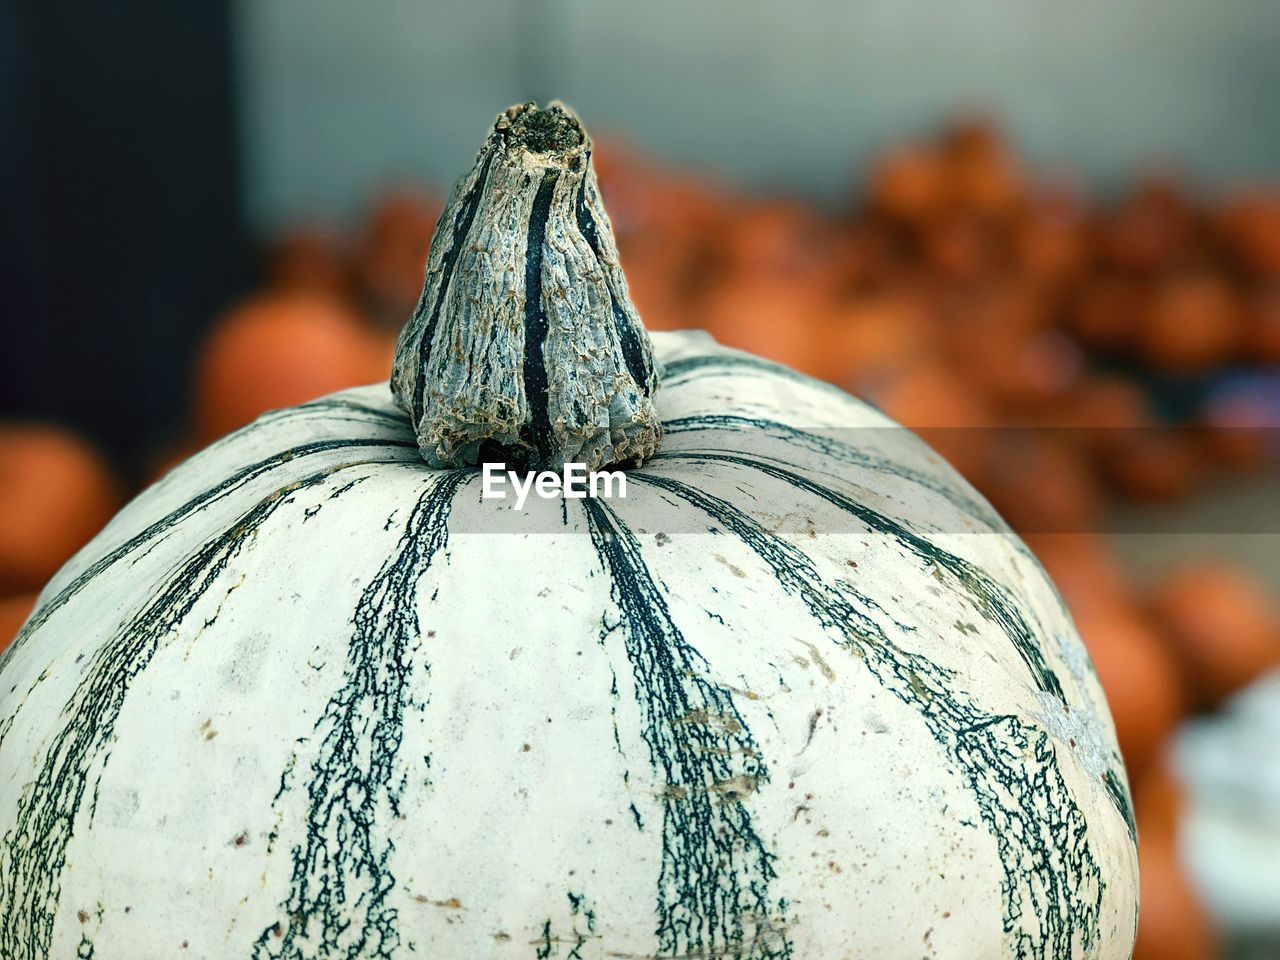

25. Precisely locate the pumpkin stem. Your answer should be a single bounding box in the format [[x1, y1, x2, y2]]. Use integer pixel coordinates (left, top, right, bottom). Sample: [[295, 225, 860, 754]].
[[390, 101, 663, 472]]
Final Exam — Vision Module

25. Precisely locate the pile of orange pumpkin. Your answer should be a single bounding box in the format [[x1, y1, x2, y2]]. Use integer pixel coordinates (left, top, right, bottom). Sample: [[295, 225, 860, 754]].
[[2, 118, 1279, 959]]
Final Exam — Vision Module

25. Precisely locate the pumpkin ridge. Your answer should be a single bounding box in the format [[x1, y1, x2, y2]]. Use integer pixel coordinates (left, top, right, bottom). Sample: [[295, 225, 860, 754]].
[[628, 472, 1110, 957], [584, 497, 792, 959], [255, 469, 469, 959], [0, 437, 419, 670], [654, 449, 1136, 855], [660, 353, 851, 403], [290, 396, 410, 431], [656, 450, 1068, 704], [0, 459, 395, 960], [661, 412, 1007, 533], [218, 395, 410, 446]]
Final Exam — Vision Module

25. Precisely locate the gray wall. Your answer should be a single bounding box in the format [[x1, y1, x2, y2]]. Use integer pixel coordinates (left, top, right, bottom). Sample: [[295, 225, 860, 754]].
[[234, 0, 1280, 231]]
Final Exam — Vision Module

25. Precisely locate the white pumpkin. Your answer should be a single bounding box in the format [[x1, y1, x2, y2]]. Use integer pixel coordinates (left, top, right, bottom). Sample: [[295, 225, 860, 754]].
[[0, 103, 1138, 960]]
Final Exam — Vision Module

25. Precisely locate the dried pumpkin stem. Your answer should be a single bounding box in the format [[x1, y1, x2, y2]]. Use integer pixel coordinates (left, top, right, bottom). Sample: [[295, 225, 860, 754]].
[[391, 101, 663, 472]]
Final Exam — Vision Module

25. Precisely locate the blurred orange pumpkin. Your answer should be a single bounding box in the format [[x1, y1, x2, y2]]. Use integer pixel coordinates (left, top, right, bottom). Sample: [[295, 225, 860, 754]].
[[1244, 287, 1280, 363], [0, 425, 122, 594], [922, 214, 1000, 282], [1133, 753, 1185, 839], [356, 188, 443, 326], [866, 361, 996, 478], [956, 327, 1083, 411], [1102, 174, 1198, 275], [1148, 561, 1280, 707], [815, 289, 934, 388], [865, 143, 950, 226], [943, 117, 1026, 220], [1129, 757, 1215, 960], [618, 243, 701, 332], [1014, 180, 1089, 290], [1139, 272, 1241, 373], [979, 433, 1102, 535], [1215, 187, 1280, 279], [193, 293, 387, 443], [0, 592, 37, 654], [1070, 275, 1144, 355], [1104, 429, 1205, 504], [1023, 532, 1135, 617], [1046, 376, 1153, 461], [700, 277, 825, 377], [264, 224, 352, 299], [721, 202, 836, 286], [1075, 602, 1184, 782]]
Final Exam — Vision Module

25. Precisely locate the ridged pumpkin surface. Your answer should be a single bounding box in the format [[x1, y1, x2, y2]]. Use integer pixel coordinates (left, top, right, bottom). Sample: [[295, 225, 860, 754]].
[[0, 332, 1137, 959]]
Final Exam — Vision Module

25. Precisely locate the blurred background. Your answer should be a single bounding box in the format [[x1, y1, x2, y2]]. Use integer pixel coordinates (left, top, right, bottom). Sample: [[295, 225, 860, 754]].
[[2, 2, 1279, 956]]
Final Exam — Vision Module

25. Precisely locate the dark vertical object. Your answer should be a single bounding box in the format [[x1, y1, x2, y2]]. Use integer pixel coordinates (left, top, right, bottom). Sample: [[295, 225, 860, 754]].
[[0, 0, 251, 471]]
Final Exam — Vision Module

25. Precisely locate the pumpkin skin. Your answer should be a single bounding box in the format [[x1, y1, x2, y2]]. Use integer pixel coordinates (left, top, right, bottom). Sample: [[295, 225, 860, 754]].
[[0, 330, 1136, 959]]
